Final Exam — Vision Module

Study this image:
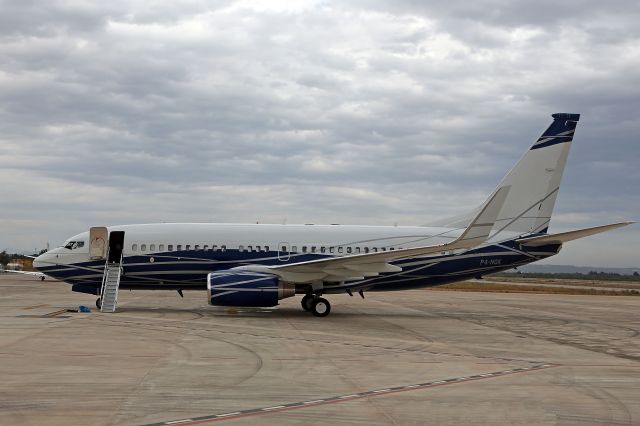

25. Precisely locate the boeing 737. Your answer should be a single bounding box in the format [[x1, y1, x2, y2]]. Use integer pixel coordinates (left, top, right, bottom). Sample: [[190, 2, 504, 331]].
[[33, 113, 633, 316]]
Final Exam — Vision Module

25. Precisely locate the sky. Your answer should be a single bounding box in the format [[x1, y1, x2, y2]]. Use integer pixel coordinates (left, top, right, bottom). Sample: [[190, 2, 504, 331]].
[[0, 0, 638, 266]]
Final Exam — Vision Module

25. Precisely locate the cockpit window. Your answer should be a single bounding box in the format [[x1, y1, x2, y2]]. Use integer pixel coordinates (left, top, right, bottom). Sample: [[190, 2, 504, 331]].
[[64, 241, 85, 250]]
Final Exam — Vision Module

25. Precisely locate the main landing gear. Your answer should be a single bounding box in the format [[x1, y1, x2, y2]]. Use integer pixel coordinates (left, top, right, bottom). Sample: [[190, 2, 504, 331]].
[[301, 294, 331, 317], [95, 297, 102, 309]]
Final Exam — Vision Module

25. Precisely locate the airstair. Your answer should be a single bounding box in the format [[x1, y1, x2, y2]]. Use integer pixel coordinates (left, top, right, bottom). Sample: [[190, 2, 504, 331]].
[[99, 254, 123, 312]]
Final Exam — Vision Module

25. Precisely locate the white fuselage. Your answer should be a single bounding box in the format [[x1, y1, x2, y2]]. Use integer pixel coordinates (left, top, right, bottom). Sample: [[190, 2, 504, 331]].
[[32, 222, 551, 295]]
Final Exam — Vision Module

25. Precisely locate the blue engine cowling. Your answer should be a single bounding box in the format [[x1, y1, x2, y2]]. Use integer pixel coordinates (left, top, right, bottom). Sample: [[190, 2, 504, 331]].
[[207, 271, 295, 307]]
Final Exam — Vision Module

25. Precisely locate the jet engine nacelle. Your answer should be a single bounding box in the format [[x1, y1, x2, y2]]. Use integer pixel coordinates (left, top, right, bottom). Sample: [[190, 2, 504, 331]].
[[207, 271, 295, 307]]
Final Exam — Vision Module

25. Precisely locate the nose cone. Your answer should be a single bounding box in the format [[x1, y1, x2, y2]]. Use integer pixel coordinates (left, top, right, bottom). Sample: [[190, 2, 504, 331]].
[[33, 252, 50, 271]]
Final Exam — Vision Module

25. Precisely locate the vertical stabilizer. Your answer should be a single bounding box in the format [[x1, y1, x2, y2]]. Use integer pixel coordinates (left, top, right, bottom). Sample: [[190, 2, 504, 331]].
[[432, 113, 580, 238]]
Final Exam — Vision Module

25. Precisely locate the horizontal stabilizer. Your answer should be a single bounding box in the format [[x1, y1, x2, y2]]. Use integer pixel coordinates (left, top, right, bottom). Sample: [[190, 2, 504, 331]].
[[516, 222, 634, 247]]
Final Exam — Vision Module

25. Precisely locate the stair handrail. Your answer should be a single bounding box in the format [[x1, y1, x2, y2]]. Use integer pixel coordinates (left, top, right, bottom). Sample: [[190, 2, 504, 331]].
[[98, 247, 111, 311], [109, 252, 124, 311], [99, 250, 123, 312]]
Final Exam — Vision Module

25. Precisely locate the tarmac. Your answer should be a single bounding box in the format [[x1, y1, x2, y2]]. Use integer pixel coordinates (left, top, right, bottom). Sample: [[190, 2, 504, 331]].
[[1, 273, 639, 425]]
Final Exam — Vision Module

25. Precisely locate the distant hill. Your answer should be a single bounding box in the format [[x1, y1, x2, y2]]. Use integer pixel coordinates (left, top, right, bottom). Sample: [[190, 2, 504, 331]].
[[511, 264, 640, 276]]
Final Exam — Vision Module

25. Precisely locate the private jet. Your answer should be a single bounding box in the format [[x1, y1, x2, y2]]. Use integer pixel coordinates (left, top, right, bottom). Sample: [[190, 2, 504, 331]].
[[33, 113, 633, 316]]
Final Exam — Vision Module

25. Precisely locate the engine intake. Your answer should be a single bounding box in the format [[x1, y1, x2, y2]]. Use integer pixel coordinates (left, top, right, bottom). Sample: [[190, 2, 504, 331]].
[[207, 271, 295, 307]]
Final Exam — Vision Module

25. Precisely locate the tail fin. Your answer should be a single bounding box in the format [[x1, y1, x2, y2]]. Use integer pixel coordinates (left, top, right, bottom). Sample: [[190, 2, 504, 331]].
[[435, 113, 580, 238]]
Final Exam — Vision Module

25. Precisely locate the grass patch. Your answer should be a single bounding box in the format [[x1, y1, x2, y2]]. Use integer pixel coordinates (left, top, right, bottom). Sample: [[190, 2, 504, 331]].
[[493, 272, 640, 282], [429, 281, 640, 296]]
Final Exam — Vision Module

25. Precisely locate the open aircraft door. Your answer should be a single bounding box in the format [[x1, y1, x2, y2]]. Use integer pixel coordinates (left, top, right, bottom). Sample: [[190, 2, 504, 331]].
[[108, 231, 125, 264], [89, 227, 108, 260]]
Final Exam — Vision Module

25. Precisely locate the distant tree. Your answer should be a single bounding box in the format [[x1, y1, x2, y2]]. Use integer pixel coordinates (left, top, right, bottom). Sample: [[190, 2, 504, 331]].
[[634, 271, 639, 277], [0, 251, 9, 266]]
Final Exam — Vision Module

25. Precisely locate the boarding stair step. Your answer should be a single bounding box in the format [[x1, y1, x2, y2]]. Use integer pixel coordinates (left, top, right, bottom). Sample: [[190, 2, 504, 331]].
[[100, 256, 123, 313]]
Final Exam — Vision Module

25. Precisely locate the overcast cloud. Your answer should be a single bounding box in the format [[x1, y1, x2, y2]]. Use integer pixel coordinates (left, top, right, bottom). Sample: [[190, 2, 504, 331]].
[[0, 0, 638, 266]]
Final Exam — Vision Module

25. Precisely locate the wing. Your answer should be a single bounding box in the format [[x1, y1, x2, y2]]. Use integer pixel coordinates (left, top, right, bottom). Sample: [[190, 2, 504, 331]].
[[244, 185, 511, 283], [516, 222, 634, 247], [3, 270, 46, 279]]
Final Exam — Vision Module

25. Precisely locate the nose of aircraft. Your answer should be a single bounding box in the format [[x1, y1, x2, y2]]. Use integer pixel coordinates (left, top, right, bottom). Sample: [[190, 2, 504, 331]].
[[33, 252, 52, 271]]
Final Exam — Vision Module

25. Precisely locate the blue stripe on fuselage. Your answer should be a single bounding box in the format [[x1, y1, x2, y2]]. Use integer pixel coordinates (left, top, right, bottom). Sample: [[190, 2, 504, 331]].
[[38, 239, 561, 294]]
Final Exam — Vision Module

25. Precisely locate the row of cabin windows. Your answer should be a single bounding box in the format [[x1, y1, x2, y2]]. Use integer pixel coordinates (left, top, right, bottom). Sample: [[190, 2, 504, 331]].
[[285, 246, 396, 254], [130, 244, 398, 254], [131, 244, 228, 252]]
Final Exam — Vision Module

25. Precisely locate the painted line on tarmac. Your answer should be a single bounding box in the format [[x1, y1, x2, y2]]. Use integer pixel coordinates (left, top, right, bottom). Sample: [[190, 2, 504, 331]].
[[42, 309, 68, 318], [144, 363, 557, 426], [22, 304, 49, 310]]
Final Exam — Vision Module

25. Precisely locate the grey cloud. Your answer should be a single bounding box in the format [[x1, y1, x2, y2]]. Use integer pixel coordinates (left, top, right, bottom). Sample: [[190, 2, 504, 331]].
[[0, 1, 638, 266]]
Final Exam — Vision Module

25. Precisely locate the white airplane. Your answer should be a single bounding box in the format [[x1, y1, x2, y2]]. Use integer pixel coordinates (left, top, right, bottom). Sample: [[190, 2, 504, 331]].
[[33, 113, 633, 316]]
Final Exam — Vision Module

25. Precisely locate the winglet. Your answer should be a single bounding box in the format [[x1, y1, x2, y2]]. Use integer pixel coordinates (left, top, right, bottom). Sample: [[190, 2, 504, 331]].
[[453, 185, 511, 248]]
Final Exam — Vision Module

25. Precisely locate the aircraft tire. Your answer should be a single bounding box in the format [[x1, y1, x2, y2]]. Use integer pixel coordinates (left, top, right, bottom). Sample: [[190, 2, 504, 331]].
[[301, 294, 314, 312], [311, 297, 331, 317], [96, 298, 102, 309]]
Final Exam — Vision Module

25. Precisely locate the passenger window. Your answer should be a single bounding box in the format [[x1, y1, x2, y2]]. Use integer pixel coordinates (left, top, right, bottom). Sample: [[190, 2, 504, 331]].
[[365, 247, 369, 253], [221, 245, 226, 252], [347, 247, 352, 254], [203, 245, 208, 250], [292, 246, 297, 253], [168, 244, 173, 251], [311, 246, 316, 253], [141, 244, 147, 251], [381, 247, 386, 251], [150, 244, 156, 251], [256, 245, 261, 252], [159, 244, 165, 251], [281, 245, 287, 252], [372, 247, 378, 252], [177, 245, 182, 251], [132, 244, 137, 251], [195, 245, 200, 250], [302, 246, 307, 253], [212, 245, 217, 251], [338, 247, 343, 254], [390, 247, 395, 251], [248, 245, 253, 252], [186, 245, 191, 250], [239, 245, 244, 252], [264, 245, 269, 252], [329, 247, 334, 254], [320, 246, 326, 253], [355, 247, 361, 253]]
